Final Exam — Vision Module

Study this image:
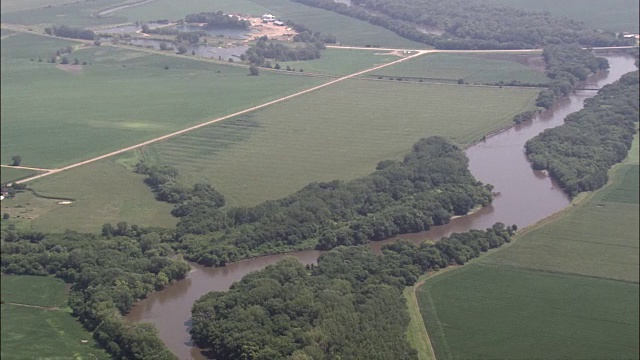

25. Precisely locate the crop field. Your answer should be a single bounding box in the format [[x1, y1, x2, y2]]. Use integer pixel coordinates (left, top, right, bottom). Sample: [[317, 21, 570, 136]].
[[491, 0, 640, 33], [281, 48, 397, 75], [0, 275, 110, 360], [1, 275, 69, 307], [369, 53, 549, 84], [2, 155, 177, 233], [0, 0, 128, 27], [144, 79, 539, 207], [418, 265, 639, 360], [1, 34, 324, 168], [417, 137, 640, 359], [1, 0, 87, 13], [1, 168, 39, 184]]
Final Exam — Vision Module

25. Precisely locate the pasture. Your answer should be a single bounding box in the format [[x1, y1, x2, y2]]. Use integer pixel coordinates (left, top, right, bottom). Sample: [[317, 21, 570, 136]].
[[370, 53, 549, 84], [1, 34, 324, 168], [0, 275, 110, 360], [417, 136, 640, 359], [144, 79, 539, 207], [281, 48, 397, 75], [1, 168, 39, 184], [0, 0, 128, 27], [491, 0, 640, 33], [3, 155, 177, 233]]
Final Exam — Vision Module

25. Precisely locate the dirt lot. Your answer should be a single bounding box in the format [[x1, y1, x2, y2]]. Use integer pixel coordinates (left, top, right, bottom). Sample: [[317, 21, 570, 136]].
[[246, 17, 297, 42]]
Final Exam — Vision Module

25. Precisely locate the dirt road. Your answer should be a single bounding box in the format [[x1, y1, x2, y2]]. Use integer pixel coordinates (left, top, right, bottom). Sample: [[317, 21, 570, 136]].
[[13, 50, 427, 184]]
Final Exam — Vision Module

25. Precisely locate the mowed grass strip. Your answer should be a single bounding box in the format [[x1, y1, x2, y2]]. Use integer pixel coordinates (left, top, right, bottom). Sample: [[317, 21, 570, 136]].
[[1, 275, 68, 308], [418, 264, 639, 360], [1, 35, 324, 168], [370, 53, 548, 84], [1, 168, 40, 184], [147, 79, 539, 207]]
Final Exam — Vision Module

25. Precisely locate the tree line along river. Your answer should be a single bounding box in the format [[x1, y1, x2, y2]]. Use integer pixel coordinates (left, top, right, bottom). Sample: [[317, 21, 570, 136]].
[[125, 53, 637, 360]]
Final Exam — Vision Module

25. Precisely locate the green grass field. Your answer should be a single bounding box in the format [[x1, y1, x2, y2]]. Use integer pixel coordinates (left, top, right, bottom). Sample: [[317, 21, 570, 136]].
[[1, 0, 88, 13], [1, 167, 40, 184], [417, 136, 640, 359], [0, 275, 110, 360], [1, 154, 177, 233], [282, 49, 397, 75], [144, 79, 539, 207], [491, 0, 639, 33], [370, 53, 549, 84], [1, 34, 324, 168], [0, 0, 127, 27]]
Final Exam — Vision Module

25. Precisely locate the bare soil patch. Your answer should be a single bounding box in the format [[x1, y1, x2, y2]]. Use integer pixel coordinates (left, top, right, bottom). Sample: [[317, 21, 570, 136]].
[[246, 17, 297, 42]]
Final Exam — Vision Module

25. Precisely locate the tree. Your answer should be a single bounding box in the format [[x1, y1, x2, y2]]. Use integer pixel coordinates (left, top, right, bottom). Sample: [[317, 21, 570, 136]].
[[3, 213, 9, 220], [159, 42, 168, 51], [176, 45, 188, 54], [60, 56, 69, 65], [11, 155, 21, 166], [249, 65, 260, 76]]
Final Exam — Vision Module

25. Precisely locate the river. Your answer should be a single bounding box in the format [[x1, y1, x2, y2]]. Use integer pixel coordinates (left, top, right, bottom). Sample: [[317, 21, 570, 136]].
[[125, 54, 637, 360]]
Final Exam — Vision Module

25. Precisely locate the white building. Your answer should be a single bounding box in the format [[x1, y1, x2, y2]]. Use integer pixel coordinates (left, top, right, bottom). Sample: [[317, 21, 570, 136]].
[[262, 14, 276, 22]]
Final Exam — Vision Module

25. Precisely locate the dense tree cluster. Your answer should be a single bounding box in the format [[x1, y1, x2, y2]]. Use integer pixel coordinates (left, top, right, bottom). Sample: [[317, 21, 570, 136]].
[[173, 137, 494, 266], [185, 11, 251, 29], [535, 45, 609, 108], [134, 161, 225, 209], [292, 0, 630, 49], [191, 223, 514, 359], [526, 71, 639, 197], [44, 25, 95, 40], [244, 37, 323, 66], [512, 110, 538, 124], [1, 224, 189, 359]]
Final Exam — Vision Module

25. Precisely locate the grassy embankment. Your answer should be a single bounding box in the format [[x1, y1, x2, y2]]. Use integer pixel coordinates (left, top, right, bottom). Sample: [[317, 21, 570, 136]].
[[0, 275, 110, 359], [415, 136, 640, 359], [369, 52, 549, 84], [491, 0, 639, 33]]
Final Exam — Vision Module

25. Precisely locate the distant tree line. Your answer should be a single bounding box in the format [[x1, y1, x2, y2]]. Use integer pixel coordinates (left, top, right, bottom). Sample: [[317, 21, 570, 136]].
[[44, 25, 95, 40], [191, 223, 515, 359], [1, 224, 189, 359], [291, 0, 631, 49], [243, 36, 323, 66], [185, 11, 251, 29], [535, 44, 609, 109], [169, 137, 494, 267], [526, 71, 639, 196]]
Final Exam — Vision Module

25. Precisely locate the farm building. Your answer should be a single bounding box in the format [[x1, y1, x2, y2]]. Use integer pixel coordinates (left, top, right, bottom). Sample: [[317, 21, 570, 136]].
[[274, 20, 285, 26], [261, 14, 276, 22]]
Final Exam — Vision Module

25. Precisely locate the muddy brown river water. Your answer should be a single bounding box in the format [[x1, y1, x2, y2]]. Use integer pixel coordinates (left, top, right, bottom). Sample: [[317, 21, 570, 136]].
[[126, 54, 637, 360]]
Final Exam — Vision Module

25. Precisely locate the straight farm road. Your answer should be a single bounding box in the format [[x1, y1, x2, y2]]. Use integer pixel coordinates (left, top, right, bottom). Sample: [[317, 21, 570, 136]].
[[13, 50, 429, 184]]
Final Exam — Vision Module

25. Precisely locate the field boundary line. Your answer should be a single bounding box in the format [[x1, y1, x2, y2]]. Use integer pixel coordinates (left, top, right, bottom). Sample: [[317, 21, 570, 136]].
[[0, 164, 51, 172], [14, 51, 427, 184], [5, 302, 61, 311]]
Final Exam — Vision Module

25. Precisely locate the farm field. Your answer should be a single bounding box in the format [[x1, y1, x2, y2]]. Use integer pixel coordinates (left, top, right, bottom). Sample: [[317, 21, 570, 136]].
[[0, 167, 39, 184], [281, 48, 397, 75], [1, 34, 324, 168], [417, 136, 640, 359], [490, 0, 640, 33], [369, 53, 549, 84], [0, 275, 110, 359], [0, 0, 128, 27], [2, 155, 177, 233], [1, 0, 86, 13], [144, 78, 539, 207]]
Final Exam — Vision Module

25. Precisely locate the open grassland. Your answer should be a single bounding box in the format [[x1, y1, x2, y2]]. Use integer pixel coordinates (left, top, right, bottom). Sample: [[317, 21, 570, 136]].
[[417, 136, 640, 359], [116, 0, 272, 22], [1, 0, 88, 13], [1, 275, 68, 307], [418, 265, 639, 360], [281, 49, 397, 75], [491, 0, 640, 33], [1, 276, 109, 360], [1, 34, 324, 168], [2, 155, 177, 233], [1, 168, 40, 184], [145, 79, 539, 207], [370, 53, 549, 84], [0, 0, 127, 27]]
